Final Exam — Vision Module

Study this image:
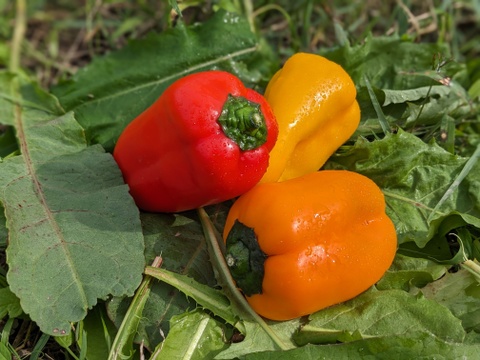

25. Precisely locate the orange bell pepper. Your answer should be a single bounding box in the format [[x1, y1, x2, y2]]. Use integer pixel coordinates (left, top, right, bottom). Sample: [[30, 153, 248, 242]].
[[223, 170, 397, 320]]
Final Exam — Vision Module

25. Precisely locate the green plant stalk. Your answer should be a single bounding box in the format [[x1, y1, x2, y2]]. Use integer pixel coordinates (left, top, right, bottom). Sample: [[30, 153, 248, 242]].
[[197, 207, 290, 351], [461, 260, 480, 283], [10, 0, 26, 72], [364, 75, 391, 135], [252, 4, 299, 50], [144, 266, 237, 327], [99, 307, 113, 353], [21, 40, 73, 74], [1, 318, 20, 359], [63, 345, 80, 360], [5, 0, 25, 175], [107, 257, 162, 360], [74, 322, 88, 360], [2, 342, 20, 360], [242, 0, 255, 33], [0, 317, 14, 345], [302, 0, 314, 48], [428, 143, 480, 222], [168, 0, 182, 17], [55, 332, 76, 359], [30, 333, 50, 360]]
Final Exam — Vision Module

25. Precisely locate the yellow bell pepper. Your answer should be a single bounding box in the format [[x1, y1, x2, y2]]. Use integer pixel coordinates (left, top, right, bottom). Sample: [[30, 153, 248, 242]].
[[260, 53, 361, 183]]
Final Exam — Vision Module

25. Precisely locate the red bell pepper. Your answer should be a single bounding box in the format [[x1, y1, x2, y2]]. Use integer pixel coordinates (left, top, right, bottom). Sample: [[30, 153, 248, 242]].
[[113, 70, 278, 213]]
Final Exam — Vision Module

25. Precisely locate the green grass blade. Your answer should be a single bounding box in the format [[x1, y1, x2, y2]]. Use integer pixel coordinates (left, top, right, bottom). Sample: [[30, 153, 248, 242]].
[[107, 258, 161, 360], [364, 75, 391, 135], [428, 143, 480, 222], [30, 332, 50, 360]]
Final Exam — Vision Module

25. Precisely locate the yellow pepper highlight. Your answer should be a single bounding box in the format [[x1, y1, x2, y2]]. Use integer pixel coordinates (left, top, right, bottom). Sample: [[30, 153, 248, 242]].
[[260, 53, 361, 183]]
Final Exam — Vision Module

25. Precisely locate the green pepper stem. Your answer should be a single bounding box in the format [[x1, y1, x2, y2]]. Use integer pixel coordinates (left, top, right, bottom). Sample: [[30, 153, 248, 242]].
[[217, 94, 268, 151], [225, 220, 267, 296], [197, 207, 290, 351]]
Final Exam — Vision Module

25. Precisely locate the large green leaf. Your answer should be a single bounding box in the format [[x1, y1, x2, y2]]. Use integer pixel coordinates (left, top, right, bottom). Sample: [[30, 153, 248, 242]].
[[215, 320, 300, 360], [107, 212, 216, 350], [82, 306, 118, 360], [51, 10, 261, 152], [220, 289, 476, 359], [323, 35, 455, 90], [322, 36, 474, 140], [295, 288, 465, 345], [239, 333, 480, 360], [151, 309, 228, 359], [144, 267, 235, 326], [377, 253, 447, 291], [0, 72, 145, 335], [0, 287, 22, 319], [422, 269, 480, 332], [325, 130, 480, 246]]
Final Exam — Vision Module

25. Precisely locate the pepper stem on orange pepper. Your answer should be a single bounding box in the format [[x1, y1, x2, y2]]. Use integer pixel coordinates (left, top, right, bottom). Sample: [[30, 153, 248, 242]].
[[197, 207, 290, 351], [225, 219, 267, 296]]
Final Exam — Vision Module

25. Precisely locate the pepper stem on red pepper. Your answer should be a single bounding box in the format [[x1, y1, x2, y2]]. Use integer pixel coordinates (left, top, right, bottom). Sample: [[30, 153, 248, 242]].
[[225, 219, 267, 296], [218, 94, 268, 151]]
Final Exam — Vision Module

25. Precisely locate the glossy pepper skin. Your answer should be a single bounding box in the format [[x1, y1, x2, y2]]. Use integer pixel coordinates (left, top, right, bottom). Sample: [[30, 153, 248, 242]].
[[260, 53, 361, 183], [113, 70, 278, 213], [223, 170, 397, 321]]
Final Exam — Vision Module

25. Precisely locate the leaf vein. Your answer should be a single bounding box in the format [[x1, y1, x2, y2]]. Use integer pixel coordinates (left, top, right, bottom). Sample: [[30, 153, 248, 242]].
[[13, 99, 89, 311], [71, 46, 257, 110]]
